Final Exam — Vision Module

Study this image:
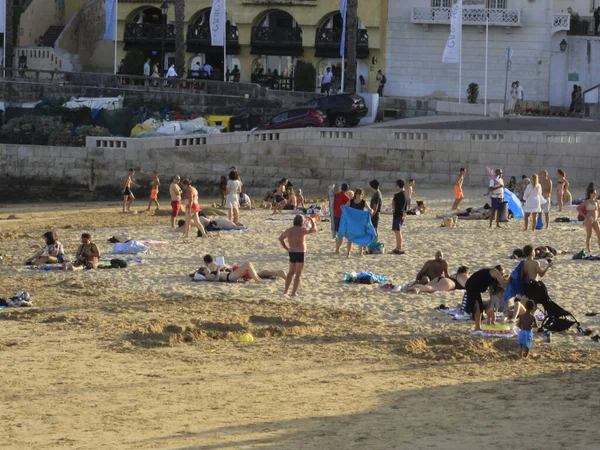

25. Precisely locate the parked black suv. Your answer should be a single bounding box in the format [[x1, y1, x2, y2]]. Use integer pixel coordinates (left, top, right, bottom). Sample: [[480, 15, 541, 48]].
[[304, 94, 368, 128]]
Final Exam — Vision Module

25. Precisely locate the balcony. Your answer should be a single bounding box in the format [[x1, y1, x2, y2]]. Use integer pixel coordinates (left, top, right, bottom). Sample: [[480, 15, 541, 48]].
[[124, 23, 175, 51], [552, 14, 570, 33], [411, 7, 521, 29], [315, 28, 369, 58], [251, 26, 303, 56], [186, 24, 240, 54]]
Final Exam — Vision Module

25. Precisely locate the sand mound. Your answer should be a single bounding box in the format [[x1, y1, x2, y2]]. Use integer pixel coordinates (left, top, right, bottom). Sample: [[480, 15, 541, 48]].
[[399, 335, 512, 362]]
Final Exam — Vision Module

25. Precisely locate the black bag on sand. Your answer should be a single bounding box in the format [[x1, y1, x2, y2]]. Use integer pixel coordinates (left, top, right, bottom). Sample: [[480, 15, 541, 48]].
[[110, 259, 128, 269]]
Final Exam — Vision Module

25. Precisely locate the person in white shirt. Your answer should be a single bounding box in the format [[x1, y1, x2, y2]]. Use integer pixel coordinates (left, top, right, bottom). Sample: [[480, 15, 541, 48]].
[[515, 81, 524, 115], [165, 64, 178, 86], [191, 62, 201, 79], [204, 63, 213, 79], [488, 168, 505, 228], [321, 67, 333, 95]]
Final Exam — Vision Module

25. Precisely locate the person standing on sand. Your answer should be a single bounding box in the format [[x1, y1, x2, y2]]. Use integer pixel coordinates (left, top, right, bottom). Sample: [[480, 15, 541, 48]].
[[169, 175, 182, 228], [407, 179, 415, 210], [581, 188, 600, 253], [181, 179, 207, 238], [392, 179, 408, 255], [369, 180, 383, 239], [225, 170, 243, 225], [452, 168, 466, 210], [140, 169, 161, 212], [488, 168, 504, 228], [334, 183, 351, 253], [539, 171, 552, 229], [523, 173, 543, 231], [279, 215, 318, 297], [517, 299, 538, 358], [556, 169, 571, 212], [344, 188, 373, 257], [122, 169, 140, 213]]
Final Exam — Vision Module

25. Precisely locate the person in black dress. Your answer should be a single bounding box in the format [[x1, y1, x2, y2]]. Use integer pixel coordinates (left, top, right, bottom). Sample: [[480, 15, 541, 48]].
[[464, 266, 508, 331]]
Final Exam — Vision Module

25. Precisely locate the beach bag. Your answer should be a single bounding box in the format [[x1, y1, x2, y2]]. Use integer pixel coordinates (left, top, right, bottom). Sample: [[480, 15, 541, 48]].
[[110, 258, 128, 268], [358, 275, 375, 284], [366, 242, 385, 255], [536, 216, 544, 230], [499, 201, 509, 222]]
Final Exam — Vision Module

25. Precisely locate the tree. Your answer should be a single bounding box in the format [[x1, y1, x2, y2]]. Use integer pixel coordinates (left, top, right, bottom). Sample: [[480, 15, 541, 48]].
[[5, 0, 14, 68], [174, 0, 186, 76], [345, 0, 358, 93]]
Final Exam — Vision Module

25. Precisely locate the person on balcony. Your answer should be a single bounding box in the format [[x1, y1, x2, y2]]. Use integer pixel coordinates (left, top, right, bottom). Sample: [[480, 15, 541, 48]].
[[594, 7, 600, 35], [165, 63, 178, 87], [203, 62, 213, 79], [321, 67, 333, 95], [191, 61, 201, 79]]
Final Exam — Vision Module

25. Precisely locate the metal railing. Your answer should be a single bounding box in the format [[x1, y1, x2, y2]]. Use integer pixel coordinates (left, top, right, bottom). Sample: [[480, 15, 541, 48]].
[[315, 28, 369, 47], [124, 23, 176, 42], [411, 7, 521, 26], [251, 26, 303, 45]]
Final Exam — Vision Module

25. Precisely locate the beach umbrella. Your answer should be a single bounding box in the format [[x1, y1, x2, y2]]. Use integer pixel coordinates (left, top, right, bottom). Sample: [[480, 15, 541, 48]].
[[504, 189, 523, 218]]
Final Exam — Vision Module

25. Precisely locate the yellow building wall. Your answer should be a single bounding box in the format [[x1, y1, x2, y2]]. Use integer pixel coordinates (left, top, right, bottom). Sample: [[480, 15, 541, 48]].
[[18, 0, 84, 47], [114, 0, 386, 91]]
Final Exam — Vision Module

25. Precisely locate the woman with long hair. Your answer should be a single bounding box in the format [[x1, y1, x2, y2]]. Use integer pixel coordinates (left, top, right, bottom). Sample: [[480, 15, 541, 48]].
[[582, 188, 600, 253], [181, 179, 207, 238], [225, 170, 243, 225], [344, 188, 373, 257], [523, 173, 544, 231], [556, 169, 571, 212], [25, 231, 66, 265]]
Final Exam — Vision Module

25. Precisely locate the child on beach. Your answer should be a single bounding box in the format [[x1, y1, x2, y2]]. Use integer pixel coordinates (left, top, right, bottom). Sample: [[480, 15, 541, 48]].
[[407, 179, 415, 209], [517, 299, 538, 358]]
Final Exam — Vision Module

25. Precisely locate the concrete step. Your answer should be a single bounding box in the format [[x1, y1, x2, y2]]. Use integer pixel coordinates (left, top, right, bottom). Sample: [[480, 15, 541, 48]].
[[40, 26, 65, 47]]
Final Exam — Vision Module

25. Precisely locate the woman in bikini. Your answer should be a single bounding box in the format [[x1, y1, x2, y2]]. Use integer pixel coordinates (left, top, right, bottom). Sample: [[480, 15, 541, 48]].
[[181, 179, 207, 238], [582, 188, 600, 252], [407, 266, 470, 293], [196, 262, 268, 283], [344, 188, 373, 257], [556, 169, 571, 212], [26, 231, 66, 265], [64, 233, 100, 270]]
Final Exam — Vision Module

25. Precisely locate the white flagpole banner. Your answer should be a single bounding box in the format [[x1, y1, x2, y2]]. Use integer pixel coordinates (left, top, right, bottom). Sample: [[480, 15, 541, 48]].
[[103, 0, 117, 40], [339, 0, 347, 57], [210, 0, 225, 47], [0, 0, 6, 34], [442, 0, 462, 63]]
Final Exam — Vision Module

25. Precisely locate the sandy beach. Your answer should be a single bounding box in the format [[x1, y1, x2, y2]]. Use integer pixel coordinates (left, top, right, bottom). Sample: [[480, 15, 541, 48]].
[[1, 187, 599, 449]]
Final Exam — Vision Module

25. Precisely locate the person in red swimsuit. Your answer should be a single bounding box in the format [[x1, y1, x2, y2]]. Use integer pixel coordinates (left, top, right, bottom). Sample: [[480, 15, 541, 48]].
[[181, 179, 207, 238]]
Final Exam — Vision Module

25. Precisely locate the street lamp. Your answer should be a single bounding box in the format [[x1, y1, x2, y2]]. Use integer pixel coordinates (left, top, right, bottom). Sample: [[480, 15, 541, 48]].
[[160, 1, 168, 74], [559, 39, 567, 53]]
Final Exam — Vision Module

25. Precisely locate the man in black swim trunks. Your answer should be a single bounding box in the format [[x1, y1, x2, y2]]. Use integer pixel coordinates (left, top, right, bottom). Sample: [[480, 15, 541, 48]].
[[278, 214, 318, 297], [122, 169, 141, 213]]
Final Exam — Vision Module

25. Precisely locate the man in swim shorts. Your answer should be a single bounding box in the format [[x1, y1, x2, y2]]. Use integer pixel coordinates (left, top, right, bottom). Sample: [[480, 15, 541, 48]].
[[140, 169, 161, 212], [278, 214, 318, 296], [488, 168, 505, 228], [122, 169, 140, 213], [452, 168, 466, 210], [169, 175, 182, 228], [409, 250, 450, 287]]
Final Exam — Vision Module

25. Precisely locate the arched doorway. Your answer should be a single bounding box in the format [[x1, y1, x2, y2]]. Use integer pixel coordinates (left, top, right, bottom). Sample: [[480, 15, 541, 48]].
[[186, 9, 240, 80], [250, 10, 302, 89], [123, 7, 174, 71]]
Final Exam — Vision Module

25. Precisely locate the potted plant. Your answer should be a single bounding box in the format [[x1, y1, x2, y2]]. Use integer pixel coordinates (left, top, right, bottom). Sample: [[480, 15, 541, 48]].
[[466, 82, 479, 104]]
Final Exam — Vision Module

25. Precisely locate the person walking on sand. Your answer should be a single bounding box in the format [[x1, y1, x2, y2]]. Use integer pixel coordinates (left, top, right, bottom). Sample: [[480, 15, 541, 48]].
[[488, 168, 505, 228], [517, 299, 538, 358], [169, 175, 182, 228], [181, 179, 207, 238], [122, 169, 140, 213], [334, 183, 351, 253], [451, 168, 466, 210], [279, 215, 318, 297], [140, 169, 160, 212], [392, 179, 408, 255], [369, 180, 383, 239], [581, 188, 600, 253], [540, 170, 552, 229], [523, 173, 544, 231]]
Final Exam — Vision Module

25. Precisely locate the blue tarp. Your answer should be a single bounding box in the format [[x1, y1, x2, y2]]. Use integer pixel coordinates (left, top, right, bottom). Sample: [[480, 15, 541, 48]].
[[504, 260, 525, 301], [336, 207, 376, 246], [504, 188, 524, 219]]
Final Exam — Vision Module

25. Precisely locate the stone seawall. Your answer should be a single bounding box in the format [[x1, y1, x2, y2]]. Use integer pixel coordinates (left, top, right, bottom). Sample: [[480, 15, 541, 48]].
[[0, 128, 597, 201]]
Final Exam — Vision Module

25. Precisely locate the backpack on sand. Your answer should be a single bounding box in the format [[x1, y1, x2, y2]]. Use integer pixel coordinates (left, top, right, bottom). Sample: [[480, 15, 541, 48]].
[[366, 242, 385, 255]]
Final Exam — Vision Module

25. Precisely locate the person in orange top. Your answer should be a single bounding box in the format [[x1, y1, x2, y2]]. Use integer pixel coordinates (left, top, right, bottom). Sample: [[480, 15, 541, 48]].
[[451, 168, 466, 210], [140, 169, 161, 212]]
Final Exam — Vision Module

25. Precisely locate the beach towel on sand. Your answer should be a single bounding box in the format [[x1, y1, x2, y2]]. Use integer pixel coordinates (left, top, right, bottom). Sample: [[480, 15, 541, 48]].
[[109, 241, 149, 254], [504, 260, 525, 301], [336, 208, 376, 246]]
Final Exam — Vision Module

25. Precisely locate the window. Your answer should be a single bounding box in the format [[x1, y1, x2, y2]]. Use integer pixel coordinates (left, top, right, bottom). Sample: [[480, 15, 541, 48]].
[[487, 0, 506, 8], [288, 109, 307, 119], [431, 0, 452, 7], [271, 112, 289, 123]]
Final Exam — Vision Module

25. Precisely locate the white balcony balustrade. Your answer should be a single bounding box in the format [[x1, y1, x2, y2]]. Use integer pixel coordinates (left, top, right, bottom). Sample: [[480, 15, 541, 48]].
[[552, 14, 570, 33], [411, 7, 521, 28]]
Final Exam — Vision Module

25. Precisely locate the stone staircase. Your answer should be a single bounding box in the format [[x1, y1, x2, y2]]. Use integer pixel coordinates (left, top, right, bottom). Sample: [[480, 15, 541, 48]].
[[39, 26, 65, 47]]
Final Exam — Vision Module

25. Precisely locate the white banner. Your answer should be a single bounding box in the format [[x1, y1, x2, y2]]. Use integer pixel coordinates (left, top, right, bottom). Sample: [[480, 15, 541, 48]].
[[210, 0, 225, 47], [0, 0, 6, 34], [442, 0, 462, 63]]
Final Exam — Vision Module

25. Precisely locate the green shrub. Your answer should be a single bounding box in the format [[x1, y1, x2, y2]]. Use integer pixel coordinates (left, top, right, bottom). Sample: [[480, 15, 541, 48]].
[[294, 61, 317, 92], [467, 82, 479, 104], [122, 50, 145, 76]]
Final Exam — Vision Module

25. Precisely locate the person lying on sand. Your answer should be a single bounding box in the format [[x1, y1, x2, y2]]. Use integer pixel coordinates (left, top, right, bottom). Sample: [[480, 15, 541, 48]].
[[195, 262, 284, 283], [406, 265, 470, 293], [200, 255, 286, 281], [437, 206, 492, 220], [63, 233, 100, 270], [26, 231, 66, 265]]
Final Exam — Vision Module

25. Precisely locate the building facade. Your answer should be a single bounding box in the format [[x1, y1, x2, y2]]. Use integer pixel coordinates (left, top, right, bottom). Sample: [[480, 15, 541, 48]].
[[386, 0, 571, 105], [113, 0, 387, 92]]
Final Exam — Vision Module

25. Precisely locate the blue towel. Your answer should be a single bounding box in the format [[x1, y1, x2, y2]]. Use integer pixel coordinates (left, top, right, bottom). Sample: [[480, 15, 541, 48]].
[[336, 208, 376, 246], [504, 260, 525, 301]]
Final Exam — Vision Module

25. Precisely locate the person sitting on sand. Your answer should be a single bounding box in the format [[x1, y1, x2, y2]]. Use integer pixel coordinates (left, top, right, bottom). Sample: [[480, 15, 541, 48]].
[[407, 251, 450, 288], [272, 179, 289, 214], [64, 233, 100, 270], [407, 201, 426, 215], [406, 265, 470, 293], [240, 192, 252, 210], [283, 187, 297, 210], [26, 231, 66, 265], [201, 254, 286, 281]]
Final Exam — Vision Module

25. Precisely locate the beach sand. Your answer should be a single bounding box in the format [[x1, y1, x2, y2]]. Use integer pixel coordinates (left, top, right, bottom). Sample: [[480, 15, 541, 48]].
[[1, 188, 599, 449]]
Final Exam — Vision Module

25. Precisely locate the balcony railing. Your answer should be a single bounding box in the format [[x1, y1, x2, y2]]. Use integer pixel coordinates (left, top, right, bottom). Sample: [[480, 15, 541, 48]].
[[315, 28, 369, 57], [552, 14, 570, 33], [186, 23, 240, 53], [251, 26, 303, 55], [411, 7, 521, 27], [124, 23, 175, 43]]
